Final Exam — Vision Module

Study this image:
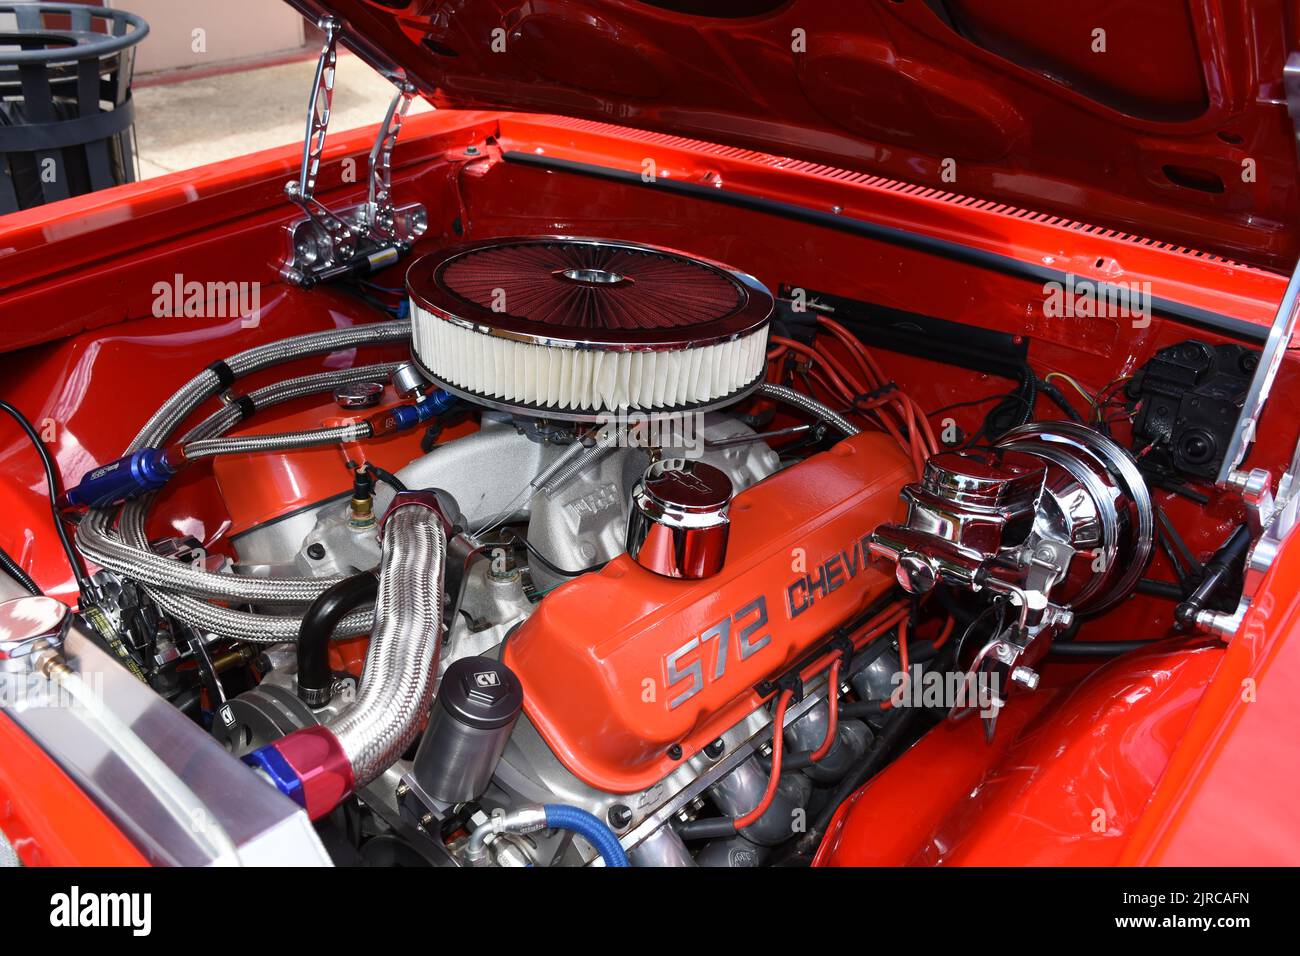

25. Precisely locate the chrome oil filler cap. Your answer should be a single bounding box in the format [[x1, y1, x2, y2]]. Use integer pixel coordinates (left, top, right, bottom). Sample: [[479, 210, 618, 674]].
[[626, 458, 732, 579]]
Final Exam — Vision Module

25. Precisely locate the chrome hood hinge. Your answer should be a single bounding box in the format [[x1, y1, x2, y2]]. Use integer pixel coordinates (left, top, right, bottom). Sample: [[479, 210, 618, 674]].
[[1194, 51, 1300, 637], [280, 16, 427, 289]]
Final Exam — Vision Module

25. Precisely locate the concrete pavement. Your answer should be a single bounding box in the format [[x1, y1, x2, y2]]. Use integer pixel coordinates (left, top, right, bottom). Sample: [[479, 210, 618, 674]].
[[132, 52, 433, 179]]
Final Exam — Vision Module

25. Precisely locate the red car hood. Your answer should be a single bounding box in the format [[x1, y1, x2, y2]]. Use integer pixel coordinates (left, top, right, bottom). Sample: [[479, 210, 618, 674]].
[[291, 0, 1299, 271]]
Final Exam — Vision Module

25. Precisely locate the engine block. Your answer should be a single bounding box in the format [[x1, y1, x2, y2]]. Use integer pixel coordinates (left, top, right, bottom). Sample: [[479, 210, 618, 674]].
[[503, 432, 913, 793]]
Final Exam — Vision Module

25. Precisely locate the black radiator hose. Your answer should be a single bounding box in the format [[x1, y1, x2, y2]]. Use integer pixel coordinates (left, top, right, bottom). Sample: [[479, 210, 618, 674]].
[[296, 571, 377, 706]]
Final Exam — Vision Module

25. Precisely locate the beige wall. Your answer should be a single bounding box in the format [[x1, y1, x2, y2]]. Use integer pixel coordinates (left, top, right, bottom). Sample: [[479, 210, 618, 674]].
[[117, 0, 306, 75]]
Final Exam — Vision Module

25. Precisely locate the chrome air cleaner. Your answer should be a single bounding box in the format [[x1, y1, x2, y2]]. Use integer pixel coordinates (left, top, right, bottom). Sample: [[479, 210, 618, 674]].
[[405, 237, 772, 420]]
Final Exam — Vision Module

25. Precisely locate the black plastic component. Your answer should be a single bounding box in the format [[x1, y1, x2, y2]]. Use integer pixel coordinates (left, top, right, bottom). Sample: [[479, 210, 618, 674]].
[[0, 3, 149, 213], [674, 816, 738, 841], [1136, 578, 1187, 601], [1035, 375, 1085, 423], [206, 359, 236, 390], [438, 656, 523, 730], [296, 572, 377, 706], [231, 394, 257, 421], [181, 623, 226, 711], [769, 297, 818, 345], [1127, 340, 1259, 481], [607, 804, 633, 830], [352, 467, 374, 499], [759, 748, 817, 773], [370, 463, 408, 493], [0, 542, 39, 595], [1175, 524, 1252, 628], [0, 398, 92, 597], [777, 285, 1030, 381], [1047, 640, 1159, 657]]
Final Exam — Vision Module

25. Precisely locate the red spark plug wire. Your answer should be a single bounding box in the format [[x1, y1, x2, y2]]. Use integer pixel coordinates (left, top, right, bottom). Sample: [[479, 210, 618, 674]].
[[733, 689, 794, 831], [809, 658, 842, 762], [879, 615, 911, 712]]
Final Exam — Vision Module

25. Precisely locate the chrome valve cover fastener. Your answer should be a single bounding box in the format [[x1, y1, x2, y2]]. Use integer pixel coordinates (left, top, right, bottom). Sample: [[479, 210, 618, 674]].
[[626, 458, 732, 579]]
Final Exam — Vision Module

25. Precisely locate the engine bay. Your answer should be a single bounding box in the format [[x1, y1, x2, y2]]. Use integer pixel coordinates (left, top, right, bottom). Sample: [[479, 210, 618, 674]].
[[1, 103, 1296, 869]]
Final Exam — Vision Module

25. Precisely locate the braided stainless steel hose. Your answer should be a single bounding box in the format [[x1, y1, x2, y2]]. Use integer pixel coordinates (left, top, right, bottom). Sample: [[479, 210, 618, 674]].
[[181, 363, 400, 443], [76, 323, 410, 631], [146, 586, 374, 642], [78, 506, 347, 604], [128, 322, 408, 455], [182, 422, 372, 461], [329, 496, 447, 785], [754, 383, 860, 437]]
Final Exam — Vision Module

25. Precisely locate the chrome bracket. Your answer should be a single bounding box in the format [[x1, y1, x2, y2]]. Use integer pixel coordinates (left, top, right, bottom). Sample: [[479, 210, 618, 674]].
[[365, 85, 420, 241], [945, 608, 1051, 743], [1197, 444, 1300, 638], [280, 16, 427, 289], [946, 636, 1019, 744]]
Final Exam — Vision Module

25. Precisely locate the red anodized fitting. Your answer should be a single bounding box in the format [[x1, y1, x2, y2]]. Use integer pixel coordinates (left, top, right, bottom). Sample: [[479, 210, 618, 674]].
[[244, 725, 354, 821]]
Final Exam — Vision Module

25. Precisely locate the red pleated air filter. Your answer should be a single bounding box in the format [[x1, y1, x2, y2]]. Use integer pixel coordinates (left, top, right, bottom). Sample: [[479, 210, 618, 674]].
[[406, 237, 772, 419]]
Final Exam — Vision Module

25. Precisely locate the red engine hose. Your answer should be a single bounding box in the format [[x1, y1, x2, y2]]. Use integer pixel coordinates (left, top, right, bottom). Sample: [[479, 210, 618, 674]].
[[931, 614, 956, 651]]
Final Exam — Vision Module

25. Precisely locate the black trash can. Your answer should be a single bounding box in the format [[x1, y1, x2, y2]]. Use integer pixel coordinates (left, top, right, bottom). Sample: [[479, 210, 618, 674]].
[[0, 2, 148, 213]]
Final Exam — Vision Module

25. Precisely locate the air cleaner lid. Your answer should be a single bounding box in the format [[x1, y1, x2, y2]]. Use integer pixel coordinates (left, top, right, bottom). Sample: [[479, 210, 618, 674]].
[[406, 236, 772, 351]]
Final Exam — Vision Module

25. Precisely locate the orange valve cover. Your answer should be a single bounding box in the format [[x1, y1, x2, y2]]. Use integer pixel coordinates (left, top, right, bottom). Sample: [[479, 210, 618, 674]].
[[503, 432, 913, 793]]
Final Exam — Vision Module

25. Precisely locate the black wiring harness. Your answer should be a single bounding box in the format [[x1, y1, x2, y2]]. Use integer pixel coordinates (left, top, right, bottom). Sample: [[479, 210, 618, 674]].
[[0, 399, 93, 599]]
